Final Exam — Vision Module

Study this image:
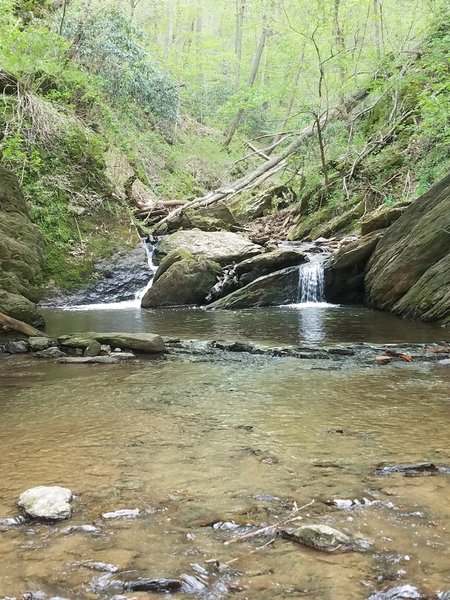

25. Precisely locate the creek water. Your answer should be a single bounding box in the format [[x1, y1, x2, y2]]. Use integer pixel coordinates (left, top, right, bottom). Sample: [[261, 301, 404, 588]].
[[0, 305, 449, 599]]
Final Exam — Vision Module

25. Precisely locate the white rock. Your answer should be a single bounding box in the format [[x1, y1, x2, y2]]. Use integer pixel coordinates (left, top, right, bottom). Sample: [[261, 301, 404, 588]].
[[18, 486, 73, 521]]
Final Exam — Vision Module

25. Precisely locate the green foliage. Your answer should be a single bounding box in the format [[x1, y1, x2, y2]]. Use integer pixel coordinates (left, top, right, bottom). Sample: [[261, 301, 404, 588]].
[[61, 8, 179, 124]]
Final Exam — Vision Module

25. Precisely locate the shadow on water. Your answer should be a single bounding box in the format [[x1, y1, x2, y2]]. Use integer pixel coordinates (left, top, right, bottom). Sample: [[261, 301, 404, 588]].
[[42, 304, 444, 345]]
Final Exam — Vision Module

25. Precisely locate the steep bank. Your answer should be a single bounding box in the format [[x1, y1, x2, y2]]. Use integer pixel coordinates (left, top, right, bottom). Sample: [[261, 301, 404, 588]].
[[365, 174, 450, 324], [0, 166, 45, 327]]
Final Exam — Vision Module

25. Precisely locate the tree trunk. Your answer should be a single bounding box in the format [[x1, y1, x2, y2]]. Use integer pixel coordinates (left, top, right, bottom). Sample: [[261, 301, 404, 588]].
[[224, 23, 269, 147], [234, 0, 246, 92], [0, 311, 45, 338]]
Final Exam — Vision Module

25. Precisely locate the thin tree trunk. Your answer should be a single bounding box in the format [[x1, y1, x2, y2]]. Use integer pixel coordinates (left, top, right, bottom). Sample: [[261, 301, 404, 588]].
[[234, 0, 246, 92], [373, 0, 382, 59], [224, 23, 269, 147]]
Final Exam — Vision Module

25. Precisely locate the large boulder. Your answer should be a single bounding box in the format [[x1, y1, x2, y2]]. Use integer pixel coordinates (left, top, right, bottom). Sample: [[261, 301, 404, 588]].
[[18, 486, 73, 521], [155, 229, 263, 265], [207, 266, 299, 309], [0, 166, 45, 327], [235, 249, 308, 282], [324, 231, 383, 303], [141, 251, 221, 308], [365, 174, 450, 323], [59, 332, 165, 353]]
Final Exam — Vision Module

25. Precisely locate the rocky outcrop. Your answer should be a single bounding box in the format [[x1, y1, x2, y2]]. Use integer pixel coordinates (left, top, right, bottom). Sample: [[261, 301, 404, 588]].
[[360, 204, 408, 236], [207, 266, 299, 309], [0, 166, 45, 327], [324, 231, 383, 303], [141, 250, 221, 308], [45, 244, 153, 307], [235, 249, 308, 285], [365, 174, 450, 324], [155, 229, 263, 265]]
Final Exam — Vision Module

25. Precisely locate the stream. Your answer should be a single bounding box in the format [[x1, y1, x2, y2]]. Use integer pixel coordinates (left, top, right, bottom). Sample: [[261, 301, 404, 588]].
[[1, 301, 449, 598]]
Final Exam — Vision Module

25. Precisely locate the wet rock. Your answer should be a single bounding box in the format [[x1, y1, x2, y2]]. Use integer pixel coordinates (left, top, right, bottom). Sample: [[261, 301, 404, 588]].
[[367, 584, 423, 599], [207, 266, 300, 309], [376, 462, 449, 477], [18, 486, 73, 521], [439, 359, 450, 366], [58, 356, 120, 365], [280, 524, 359, 552], [102, 508, 140, 519], [28, 337, 52, 352], [35, 347, 66, 359], [142, 251, 221, 308], [0, 515, 28, 526], [83, 340, 101, 357], [324, 231, 384, 303], [5, 340, 28, 354], [46, 245, 153, 307], [59, 332, 165, 354], [124, 578, 182, 593], [155, 228, 263, 265], [80, 561, 119, 573]]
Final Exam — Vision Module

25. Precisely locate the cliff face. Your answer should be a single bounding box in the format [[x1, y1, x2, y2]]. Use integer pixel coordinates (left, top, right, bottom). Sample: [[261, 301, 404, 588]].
[[365, 174, 450, 325], [0, 166, 45, 327]]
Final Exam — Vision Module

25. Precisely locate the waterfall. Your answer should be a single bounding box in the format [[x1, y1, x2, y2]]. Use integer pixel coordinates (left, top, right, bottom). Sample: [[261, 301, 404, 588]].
[[297, 261, 325, 304], [135, 240, 156, 302]]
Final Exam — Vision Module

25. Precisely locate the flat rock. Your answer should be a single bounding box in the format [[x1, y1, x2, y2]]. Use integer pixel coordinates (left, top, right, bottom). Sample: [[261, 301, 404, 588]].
[[376, 462, 449, 477], [156, 229, 263, 265], [58, 356, 120, 365], [59, 332, 165, 354], [280, 524, 356, 552], [18, 486, 73, 521]]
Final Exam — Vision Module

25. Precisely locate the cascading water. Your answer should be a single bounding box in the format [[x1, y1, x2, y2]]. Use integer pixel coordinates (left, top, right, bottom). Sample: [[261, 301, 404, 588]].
[[297, 260, 326, 304], [135, 240, 156, 303]]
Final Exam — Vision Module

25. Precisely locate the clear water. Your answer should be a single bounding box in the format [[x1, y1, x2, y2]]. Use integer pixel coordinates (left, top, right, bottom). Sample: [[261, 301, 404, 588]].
[[0, 306, 449, 598]]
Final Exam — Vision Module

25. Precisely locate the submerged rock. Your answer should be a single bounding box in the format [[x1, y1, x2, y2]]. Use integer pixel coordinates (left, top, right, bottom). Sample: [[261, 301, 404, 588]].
[[155, 228, 263, 265], [207, 266, 299, 309], [18, 486, 73, 521], [124, 578, 182, 593], [280, 524, 358, 552], [59, 356, 120, 365], [376, 462, 449, 477], [102, 508, 140, 519], [367, 585, 423, 599]]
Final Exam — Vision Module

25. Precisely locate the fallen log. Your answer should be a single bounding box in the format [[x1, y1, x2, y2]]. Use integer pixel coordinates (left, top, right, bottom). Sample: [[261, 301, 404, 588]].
[[0, 311, 45, 338], [150, 87, 372, 233]]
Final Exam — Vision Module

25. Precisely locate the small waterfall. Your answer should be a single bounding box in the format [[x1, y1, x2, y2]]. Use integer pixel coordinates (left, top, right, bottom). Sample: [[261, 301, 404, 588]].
[[135, 241, 156, 302], [297, 261, 325, 304]]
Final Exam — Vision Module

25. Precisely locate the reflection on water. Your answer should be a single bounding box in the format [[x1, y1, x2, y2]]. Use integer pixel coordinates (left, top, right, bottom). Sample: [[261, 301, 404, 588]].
[[0, 357, 449, 598], [42, 304, 444, 346]]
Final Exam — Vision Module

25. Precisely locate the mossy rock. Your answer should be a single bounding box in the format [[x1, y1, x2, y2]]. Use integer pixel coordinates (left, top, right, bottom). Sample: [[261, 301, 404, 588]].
[[0, 290, 45, 328], [141, 253, 221, 308], [207, 266, 299, 310], [365, 173, 450, 323]]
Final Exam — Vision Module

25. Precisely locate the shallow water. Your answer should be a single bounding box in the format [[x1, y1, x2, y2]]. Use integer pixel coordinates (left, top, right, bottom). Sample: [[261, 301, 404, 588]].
[[0, 307, 449, 599]]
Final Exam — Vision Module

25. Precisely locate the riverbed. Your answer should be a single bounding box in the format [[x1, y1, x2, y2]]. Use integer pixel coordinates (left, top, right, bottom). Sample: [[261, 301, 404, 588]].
[[0, 305, 449, 598]]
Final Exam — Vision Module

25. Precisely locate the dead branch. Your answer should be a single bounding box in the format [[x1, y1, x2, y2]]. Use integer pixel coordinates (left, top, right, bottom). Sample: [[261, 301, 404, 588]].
[[0, 311, 45, 337]]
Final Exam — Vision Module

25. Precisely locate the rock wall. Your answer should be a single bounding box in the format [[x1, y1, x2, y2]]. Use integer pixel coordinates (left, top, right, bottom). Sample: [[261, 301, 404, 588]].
[[365, 174, 450, 324], [0, 166, 45, 327]]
